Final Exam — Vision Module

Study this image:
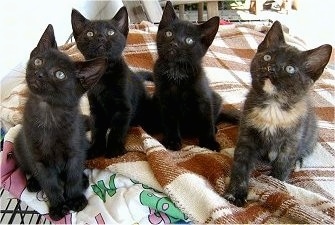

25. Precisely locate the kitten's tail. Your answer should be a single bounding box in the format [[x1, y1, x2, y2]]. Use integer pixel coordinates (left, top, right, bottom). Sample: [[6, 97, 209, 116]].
[[137, 70, 154, 82], [216, 108, 241, 125]]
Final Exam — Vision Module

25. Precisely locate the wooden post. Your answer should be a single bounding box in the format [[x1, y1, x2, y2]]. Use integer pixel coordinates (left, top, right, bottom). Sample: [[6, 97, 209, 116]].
[[198, 2, 204, 21], [178, 4, 185, 19], [207, 1, 219, 19]]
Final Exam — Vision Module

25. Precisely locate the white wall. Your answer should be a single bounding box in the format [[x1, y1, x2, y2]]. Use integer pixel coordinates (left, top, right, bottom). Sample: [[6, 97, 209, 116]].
[[0, 0, 124, 84]]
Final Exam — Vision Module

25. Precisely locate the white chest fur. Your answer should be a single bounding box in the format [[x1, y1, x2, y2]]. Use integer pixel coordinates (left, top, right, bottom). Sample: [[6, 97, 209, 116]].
[[263, 79, 276, 94], [246, 99, 307, 135]]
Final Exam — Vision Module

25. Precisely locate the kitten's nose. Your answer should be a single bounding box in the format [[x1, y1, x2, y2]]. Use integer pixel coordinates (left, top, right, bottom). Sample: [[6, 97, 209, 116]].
[[35, 71, 44, 78], [267, 65, 276, 73], [167, 42, 179, 55], [97, 34, 107, 42]]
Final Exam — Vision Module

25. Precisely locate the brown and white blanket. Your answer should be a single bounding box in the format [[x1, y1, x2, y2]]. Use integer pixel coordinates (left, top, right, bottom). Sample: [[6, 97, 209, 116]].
[[1, 22, 334, 224]]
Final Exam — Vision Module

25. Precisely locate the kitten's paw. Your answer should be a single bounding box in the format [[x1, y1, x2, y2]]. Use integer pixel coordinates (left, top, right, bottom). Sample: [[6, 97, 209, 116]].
[[66, 194, 88, 212], [87, 144, 105, 159], [105, 144, 126, 158], [223, 183, 248, 207], [269, 171, 290, 181], [199, 139, 221, 151], [270, 164, 292, 181], [223, 192, 247, 207], [27, 177, 41, 192], [163, 138, 182, 151], [49, 204, 69, 221]]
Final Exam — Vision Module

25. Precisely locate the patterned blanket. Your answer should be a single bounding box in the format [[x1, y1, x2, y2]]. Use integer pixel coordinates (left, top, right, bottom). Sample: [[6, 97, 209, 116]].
[[1, 22, 334, 224]]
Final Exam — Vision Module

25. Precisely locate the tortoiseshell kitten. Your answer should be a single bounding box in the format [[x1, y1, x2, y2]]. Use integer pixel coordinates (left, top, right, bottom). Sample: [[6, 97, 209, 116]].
[[14, 24, 106, 220], [151, 1, 226, 151], [71, 7, 150, 158], [224, 21, 332, 206]]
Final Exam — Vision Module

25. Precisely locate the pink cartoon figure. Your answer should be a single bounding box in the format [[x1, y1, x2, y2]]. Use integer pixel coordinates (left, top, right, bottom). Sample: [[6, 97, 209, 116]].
[[1, 140, 27, 199]]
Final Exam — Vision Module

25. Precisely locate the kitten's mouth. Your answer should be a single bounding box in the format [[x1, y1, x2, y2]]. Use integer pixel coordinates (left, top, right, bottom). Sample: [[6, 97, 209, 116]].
[[95, 45, 106, 54], [27, 80, 42, 92], [262, 75, 270, 79], [168, 49, 177, 56]]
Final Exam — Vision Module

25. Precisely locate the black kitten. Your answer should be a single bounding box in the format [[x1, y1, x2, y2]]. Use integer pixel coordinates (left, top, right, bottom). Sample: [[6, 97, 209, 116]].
[[71, 7, 150, 158], [14, 24, 106, 221], [224, 21, 332, 206], [151, 1, 224, 151]]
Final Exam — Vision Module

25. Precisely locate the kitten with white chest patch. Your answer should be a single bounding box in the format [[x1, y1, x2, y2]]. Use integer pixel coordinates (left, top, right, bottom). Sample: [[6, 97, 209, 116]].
[[224, 21, 332, 206]]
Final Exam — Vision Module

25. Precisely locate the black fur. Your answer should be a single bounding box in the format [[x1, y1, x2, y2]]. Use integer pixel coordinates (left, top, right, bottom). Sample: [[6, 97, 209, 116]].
[[14, 24, 106, 220], [224, 21, 332, 206], [71, 7, 150, 158], [151, 1, 224, 151]]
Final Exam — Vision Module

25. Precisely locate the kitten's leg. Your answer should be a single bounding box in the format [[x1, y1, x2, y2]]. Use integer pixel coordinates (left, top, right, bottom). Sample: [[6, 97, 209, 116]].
[[198, 123, 220, 151], [26, 176, 41, 192], [87, 96, 108, 159], [270, 143, 298, 181], [64, 156, 88, 212], [197, 100, 221, 151], [160, 105, 182, 150], [224, 139, 257, 206], [34, 163, 69, 221], [105, 106, 132, 158], [89, 120, 108, 159]]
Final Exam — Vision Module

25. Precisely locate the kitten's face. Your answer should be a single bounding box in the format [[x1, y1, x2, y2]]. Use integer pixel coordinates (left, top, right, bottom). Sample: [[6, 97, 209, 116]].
[[71, 7, 129, 60], [251, 21, 332, 101], [27, 25, 107, 103], [27, 26, 78, 99], [156, 1, 219, 63]]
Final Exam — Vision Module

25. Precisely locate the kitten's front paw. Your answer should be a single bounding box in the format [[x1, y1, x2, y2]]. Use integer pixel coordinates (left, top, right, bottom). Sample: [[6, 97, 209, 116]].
[[49, 204, 69, 221], [27, 177, 41, 192], [199, 139, 221, 151], [269, 170, 290, 181], [66, 194, 88, 212], [223, 184, 248, 207], [87, 143, 106, 159], [105, 144, 126, 158], [223, 192, 247, 207], [163, 138, 182, 151]]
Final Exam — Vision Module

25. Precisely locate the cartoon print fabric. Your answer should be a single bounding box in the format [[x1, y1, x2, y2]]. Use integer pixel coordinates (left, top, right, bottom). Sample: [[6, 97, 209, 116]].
[[1, 126, 189, 224]]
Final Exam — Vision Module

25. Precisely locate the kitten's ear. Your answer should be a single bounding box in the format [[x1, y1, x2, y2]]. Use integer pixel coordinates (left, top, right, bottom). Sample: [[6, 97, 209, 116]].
[[257, 21, 285, 52], [75, 57, 107, 91], [198, 16, 219, 49], [30, 24, 58, 58], [112, 6, 129, 37], [302, 44, 332, 81], [158, 1, 177, 30], [71, 8, 88, 38]]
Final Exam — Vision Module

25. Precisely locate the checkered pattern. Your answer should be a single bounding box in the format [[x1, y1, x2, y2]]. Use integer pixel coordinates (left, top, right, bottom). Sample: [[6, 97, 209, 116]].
[[1, 23, 334, 223]]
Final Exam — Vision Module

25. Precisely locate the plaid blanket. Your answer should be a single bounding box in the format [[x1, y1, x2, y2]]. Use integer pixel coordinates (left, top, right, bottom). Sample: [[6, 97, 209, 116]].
[[1, 22, 334, 224]]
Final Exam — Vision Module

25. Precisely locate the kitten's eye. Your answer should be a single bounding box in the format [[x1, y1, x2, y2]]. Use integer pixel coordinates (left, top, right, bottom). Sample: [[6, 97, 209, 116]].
[[165, 31, 173, 37], [285, 65, 295, 74], [87, 31, 94, 37], [185, 37, 194, 45], [263, 54, 271, 61], [55, 71, 66, 80], [107, 29, 115, 36], [34, 58, 43, 66]]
